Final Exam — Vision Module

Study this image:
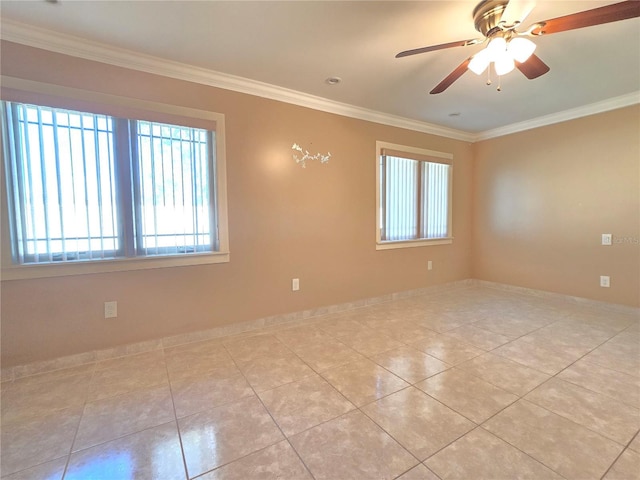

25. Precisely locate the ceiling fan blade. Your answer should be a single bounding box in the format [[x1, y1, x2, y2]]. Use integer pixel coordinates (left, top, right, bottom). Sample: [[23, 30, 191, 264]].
[[501, 0, 536, 26], [430, 58, 471, 94], [531, 1, 640, 35], [396, 39, 480, 58], [516, 54, 550, 79]]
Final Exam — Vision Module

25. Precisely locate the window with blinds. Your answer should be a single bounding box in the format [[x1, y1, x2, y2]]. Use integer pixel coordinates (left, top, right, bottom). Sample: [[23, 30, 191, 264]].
[[376, 142, 452, 248], [2, 101, 218, 265], [134, 120, 215, 256]]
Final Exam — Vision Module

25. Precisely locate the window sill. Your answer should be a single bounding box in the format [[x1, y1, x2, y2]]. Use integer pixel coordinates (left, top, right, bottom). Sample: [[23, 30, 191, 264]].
[[376, 238, 453, 250], [0, 251, 230, 280]]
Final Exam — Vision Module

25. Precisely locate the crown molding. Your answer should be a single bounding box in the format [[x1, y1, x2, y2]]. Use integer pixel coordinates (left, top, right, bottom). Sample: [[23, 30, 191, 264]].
[[2, 19, 638, 143], [474, 91, 640, 141], [0, 19, 475, 142]]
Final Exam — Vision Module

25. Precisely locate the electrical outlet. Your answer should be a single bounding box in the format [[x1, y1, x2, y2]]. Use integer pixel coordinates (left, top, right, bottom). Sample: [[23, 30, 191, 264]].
[[104, 301, 118, 318], [600, 276, 610, 288], [602, 234, 612, 246], [428, 260, 433, 271], [292, 278, 300, 292]]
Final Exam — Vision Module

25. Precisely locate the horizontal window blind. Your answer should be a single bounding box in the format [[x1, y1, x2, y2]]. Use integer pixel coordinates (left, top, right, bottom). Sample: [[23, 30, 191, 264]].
[[3, 101, 217, 265]]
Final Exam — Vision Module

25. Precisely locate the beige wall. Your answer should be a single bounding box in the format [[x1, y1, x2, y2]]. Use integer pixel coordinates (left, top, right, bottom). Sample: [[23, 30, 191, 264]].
[[0, 42, 474, 366], [472, 106, 640, 307], [2, 41, 638, 368]]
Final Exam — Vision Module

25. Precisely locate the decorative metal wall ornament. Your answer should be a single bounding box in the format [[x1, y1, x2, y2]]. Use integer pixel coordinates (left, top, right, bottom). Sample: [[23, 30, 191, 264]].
[[292, 143, 331, 168]]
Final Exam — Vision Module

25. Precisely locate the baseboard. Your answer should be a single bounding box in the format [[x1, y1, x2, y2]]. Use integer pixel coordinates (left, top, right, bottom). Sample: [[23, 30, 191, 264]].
[[471, 279, 640, 315], [1, 279, 474, 382], [2, 278, 637, 382]]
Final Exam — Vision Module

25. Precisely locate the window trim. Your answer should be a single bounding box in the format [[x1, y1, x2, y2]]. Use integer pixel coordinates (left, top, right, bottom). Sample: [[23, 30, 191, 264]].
[[375, 141, 453, 250], [0, 76, 230, 280]]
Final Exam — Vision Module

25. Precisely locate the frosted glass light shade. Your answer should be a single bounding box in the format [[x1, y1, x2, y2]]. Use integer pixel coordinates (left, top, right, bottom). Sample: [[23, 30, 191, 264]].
[[508, 37, 536, 63], [494, 52, 515, 75], [467, 35, 535, 80], [487, 37, 507, 56], [468, 49, 491, 75]]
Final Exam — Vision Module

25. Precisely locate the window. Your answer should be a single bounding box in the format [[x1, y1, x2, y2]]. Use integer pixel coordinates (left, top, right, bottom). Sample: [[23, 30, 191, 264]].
[[1, 92, 228, 278], [376, 141, 452, 249]]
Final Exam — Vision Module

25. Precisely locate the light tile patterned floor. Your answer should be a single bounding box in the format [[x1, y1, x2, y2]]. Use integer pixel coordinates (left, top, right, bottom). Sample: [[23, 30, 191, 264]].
[[2, 286, 639, 479]]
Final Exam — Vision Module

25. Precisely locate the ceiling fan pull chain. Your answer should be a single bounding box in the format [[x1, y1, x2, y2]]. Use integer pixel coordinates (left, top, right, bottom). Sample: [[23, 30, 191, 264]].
[[486, 67, 492, 86], [497, 75, 502, 92]]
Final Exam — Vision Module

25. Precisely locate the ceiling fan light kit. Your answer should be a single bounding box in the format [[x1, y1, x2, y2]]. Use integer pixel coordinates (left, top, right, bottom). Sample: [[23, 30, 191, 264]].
[[468, 36, 536, 76], [396, 0, 640, 94], [507, 37, 537, 62]]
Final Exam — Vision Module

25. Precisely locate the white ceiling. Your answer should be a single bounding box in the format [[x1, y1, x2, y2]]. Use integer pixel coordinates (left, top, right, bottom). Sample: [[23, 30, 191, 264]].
[[1, 1, 639, 136]]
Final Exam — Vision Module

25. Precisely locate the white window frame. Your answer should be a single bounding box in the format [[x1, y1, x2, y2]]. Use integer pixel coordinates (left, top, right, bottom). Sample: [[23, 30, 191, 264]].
[[0, 77, 230, 280], [375, 141, 453, 250]]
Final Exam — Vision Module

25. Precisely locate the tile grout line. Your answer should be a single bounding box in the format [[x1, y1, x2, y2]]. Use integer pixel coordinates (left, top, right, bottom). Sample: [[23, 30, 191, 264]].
[[213, 302, 635, 478], [315, 367, 430, 472], [57, 361, 97, 480], [409, 376, 568, 478], [599, 429, 640, 480], [377, 357, 572, 480], [467, 324, 637, 478], [375, 305, 636, 478], [172, 344, 284, 479], [356, 383, 460, 469], [471, 312, 634, 379], [2, 363, 182, 478], [160, 345, 192, 480], [220, 340, 319, 480], [225, 333, 429, 475], [57, 352, 182, 479], [318, 325, 490, 473], [18, 351, 187, 479], [492, 312, 639, 472]]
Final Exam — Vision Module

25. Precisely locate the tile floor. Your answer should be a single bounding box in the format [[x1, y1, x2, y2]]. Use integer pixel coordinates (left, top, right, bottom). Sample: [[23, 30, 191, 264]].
[[1, 286, 639, 479]]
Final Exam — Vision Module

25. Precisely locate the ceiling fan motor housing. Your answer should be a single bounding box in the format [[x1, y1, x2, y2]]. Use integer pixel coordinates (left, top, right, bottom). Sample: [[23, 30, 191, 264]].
[[473, 0, 510, 37]]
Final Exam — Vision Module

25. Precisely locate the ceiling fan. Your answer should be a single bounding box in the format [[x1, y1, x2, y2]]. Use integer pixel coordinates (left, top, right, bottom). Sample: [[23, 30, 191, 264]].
[[396, 0, 640, 94]]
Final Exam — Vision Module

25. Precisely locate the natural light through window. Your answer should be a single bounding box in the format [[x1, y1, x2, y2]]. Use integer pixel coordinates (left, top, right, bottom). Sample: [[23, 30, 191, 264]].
[[1, 94, 229, 278], [136, 120, 214, 255], [4, 104, 120, 262], [376, 141, 453, 249]]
